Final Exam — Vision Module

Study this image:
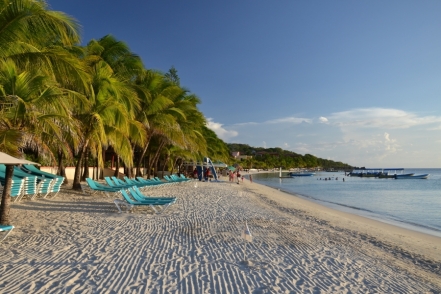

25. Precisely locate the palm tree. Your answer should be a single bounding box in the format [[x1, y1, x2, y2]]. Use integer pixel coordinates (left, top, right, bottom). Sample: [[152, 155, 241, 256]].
[[0, 1, 84, 224], [71, 36, 145, 189], [132, 70, 182, 177], [0, 0, 88, 91]]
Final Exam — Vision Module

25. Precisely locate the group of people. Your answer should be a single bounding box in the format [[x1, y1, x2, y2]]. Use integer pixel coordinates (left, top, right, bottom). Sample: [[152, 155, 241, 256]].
[[318, 177, 345, 181], [193, 167, 212, 181], [191, 167, 253, 184], [228, 170, 252, 184], [228, 170, 240, 183]]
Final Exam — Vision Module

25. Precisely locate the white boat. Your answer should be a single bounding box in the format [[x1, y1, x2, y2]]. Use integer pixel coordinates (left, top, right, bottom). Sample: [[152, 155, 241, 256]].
[[395, 174, 429, 179]]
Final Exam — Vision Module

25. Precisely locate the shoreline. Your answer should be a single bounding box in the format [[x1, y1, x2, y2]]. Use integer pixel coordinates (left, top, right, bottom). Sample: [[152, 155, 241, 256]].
[[280, 186, 441, 238], [245, 170, 441, 239], [242, 179, 441, 263], [1, 179, 440, 292]]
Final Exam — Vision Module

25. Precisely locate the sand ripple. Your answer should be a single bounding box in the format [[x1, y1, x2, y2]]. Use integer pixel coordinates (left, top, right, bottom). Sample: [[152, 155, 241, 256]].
[[0, 182, 439, 293]]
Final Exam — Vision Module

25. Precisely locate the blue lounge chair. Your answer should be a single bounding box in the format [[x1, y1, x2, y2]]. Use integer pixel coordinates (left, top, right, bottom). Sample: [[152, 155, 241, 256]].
[[105, 177, 133, 189], [0, 174, 24, 203], [123, 177, 152, 189], [0, 225, 14, 242], [112, 177, 150, 190], [117, 189, 176, 214], [179, 174, 191, 181], [135, 177, 165, 188], [21, 165, 65, 198], [128, 187, 176, 202], [84, 178, 121, 197], [163, 175, 180, 185], [0, 164, 38, 200], [171, 174, 190, 182]]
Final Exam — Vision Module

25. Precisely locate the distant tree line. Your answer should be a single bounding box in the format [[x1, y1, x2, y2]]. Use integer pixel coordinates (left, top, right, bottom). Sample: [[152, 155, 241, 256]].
[[228, 144, 353, 170]]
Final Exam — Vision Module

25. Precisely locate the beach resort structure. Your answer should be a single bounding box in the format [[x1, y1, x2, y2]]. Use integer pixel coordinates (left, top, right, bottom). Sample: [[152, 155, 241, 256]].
[[231, 151, 252, 161]]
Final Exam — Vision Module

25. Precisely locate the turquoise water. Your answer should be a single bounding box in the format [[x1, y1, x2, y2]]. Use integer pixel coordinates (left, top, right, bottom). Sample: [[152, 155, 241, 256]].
[[251, 169, 441, 237]]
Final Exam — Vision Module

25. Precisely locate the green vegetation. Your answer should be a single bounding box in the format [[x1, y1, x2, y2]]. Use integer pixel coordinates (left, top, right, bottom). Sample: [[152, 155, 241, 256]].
[[0, 1, 350, 225], [0, 1, 229, 224], [228, 143, 352, 170]]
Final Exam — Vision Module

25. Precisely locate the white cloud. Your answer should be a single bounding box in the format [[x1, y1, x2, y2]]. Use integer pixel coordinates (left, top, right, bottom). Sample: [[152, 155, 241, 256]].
[[234, 116, 312, 126], [318, 116, 328, 123], [330, 108, 441, 129], [206, 118, 238, 141], [265, 117, 312, 124], [209, 107, 441, 167]]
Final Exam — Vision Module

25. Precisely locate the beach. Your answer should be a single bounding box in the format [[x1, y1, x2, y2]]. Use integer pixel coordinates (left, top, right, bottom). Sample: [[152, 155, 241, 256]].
[[1, 179, 440, 293]]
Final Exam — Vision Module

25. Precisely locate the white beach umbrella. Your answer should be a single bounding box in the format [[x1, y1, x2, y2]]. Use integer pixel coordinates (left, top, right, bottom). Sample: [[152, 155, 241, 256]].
[[0, 152, 40, 166]]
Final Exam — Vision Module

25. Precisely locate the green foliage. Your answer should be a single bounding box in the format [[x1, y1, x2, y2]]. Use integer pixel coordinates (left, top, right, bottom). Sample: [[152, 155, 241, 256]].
[[227, 143, 352, 170]]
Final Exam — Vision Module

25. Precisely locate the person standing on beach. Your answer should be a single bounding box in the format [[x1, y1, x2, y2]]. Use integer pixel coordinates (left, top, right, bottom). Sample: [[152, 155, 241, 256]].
[[249, 174, 252, 183], [193, 168, 198, 179]]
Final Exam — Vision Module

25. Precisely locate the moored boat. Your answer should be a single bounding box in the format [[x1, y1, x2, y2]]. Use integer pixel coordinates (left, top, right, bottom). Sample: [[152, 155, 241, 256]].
[[288, 172, 315, 177], [395, 174, 429, 179]]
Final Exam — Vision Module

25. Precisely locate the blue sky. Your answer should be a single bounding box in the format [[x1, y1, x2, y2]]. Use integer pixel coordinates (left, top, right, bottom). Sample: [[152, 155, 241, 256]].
[[50, 0, 441, 167]]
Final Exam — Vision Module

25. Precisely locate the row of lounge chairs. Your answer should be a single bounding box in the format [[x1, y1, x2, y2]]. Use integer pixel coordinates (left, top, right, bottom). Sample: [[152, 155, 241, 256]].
[[83, 175, 192, 214], [0, 164, 65, 204], [0, 165, 65, 242]]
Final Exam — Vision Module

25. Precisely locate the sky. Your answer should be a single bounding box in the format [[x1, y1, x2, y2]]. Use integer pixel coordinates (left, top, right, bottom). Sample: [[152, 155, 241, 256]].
[[50, 0, 441, 168]]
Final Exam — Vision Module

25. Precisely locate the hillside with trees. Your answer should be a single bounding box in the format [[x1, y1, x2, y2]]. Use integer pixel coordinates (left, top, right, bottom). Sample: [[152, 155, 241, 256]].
[[228, 143, 352, 170]]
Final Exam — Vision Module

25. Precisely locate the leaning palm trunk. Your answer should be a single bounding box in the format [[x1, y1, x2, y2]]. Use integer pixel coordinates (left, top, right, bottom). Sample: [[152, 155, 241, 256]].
[[57, 151, 68, 185], [135, 140, 151, 177], [0, 165, 14, 225], [149, 141, 166, 178], [81, 149, 90, 181], [146, 154, 155, 179], [161, 154, 170, 178], [72, 142, 88, 190], [113, 156, 120, 177], [126, 165, 133, 178], [99, 147, 106, 179], [149, 143, 162, 179]]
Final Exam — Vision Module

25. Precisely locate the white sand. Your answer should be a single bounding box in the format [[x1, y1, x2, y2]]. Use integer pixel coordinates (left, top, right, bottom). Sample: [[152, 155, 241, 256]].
[[1, 180, 440, 293]]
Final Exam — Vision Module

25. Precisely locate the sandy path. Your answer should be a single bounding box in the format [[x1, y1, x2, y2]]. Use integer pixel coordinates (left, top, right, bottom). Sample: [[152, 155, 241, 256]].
[[0, 181, 440, 293]]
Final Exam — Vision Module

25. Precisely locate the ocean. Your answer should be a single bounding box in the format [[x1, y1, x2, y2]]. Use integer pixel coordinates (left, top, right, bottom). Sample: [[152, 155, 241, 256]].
[[251, 168, 441, 237]]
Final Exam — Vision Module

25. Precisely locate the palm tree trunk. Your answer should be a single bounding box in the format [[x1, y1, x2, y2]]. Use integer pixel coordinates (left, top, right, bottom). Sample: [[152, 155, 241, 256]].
[[170, 157, 176, 174], [81, 148, 90, 181], [135, 140, 151, 177], [147, 153, 155, 179], [114, 156, 120, 177], [0, 165, 14, 225], [57, 151, 68, 185], [72, 143, 88, 190], [95, 158, 99, 180], [148, 143, 162, 178], [162, 154, 170, 178], [100, 147, 106, 179], [151, 141, 165, 178], [172, 157, 181, 174], [145, 154, 151, 178]]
